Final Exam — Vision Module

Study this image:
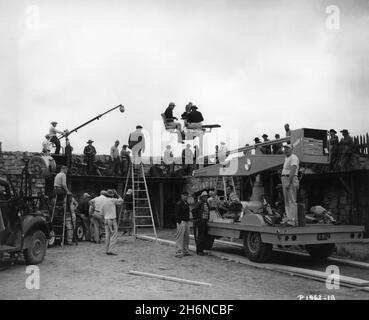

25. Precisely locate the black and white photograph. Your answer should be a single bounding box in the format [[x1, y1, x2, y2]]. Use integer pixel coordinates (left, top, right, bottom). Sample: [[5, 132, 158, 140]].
[[1, 0, 369, 307]]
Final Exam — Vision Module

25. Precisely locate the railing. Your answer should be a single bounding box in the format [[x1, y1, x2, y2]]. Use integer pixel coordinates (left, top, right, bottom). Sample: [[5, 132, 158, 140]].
[[353, 133, 369, 157]]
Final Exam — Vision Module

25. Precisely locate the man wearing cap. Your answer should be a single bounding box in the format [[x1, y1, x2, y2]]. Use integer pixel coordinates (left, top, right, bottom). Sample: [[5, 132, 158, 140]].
[[281, 145, 300, 226], [329, 129, 339, 170], [164, 102, 184, 143], [100, 189, 124, 255], [42, 134, 52, 155], [339, 129, 354, 170], [89, 191, 106, 243], [192, 191, 210, 255], [84, 140, 97, 175], [272, 134, 283, 154], [174, 191, 191, 258], [77, 193, 92, 241], [110, 140, 121, 176], [128, 125, 145, 164], [261, 134, 271, 154], [187, 105, 204, 130], [49, 121, 64, 154], [120, 145, 131, 176]]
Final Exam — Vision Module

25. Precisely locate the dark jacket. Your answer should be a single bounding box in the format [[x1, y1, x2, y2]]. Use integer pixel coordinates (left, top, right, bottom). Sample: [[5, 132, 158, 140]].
[[175, 200, 190, 223], [192, 201, 210, 221], [77, 199, 90, 215], [164, 107, 177, 121], [187, 110, 204, 123], [83, 145, 96, 160], [125, 194, 133, 211]]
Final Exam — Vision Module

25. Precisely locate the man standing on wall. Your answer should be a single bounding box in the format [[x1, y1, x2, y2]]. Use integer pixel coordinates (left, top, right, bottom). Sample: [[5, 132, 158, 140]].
[[120, 145, 131, 176], [84, 140, 97, 175], [110, 140, 121, 176], [281, 145, 300, 226], [174, 191, 191, 258], [49, 121, 65, 154], [192, 191, 210, 256], [128, 125, 145, 165], [339, 129, 354, 170]]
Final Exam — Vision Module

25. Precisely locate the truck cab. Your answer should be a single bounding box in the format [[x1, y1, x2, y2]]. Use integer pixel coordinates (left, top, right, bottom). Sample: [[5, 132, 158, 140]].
[[0, 178, 51, 264]]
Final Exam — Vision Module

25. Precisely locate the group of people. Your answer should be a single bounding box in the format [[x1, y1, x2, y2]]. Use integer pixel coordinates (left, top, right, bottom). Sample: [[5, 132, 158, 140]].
[[328, 128, 358, 170], [163, 102, 205, 143], [53, 165, 134, 255]]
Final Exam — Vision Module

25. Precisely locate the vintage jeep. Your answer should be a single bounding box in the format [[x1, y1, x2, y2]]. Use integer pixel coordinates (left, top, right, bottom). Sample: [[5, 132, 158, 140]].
[[0, 178, 51, 264]]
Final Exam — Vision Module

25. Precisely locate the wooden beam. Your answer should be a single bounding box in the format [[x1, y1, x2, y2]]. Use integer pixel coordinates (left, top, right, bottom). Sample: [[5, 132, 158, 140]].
[[128, 270, 212, 287], [158, 182, 164, 229]]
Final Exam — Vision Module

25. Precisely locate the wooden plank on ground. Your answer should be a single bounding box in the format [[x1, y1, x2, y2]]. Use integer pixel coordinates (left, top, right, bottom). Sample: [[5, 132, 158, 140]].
[[128, 270, 212, 287], [137, 235, 369, 288]]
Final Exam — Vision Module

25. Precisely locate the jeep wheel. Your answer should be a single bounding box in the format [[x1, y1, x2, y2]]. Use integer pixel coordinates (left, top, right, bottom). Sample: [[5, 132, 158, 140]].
[[23, 230, 47, 264], [76, 218, 84, 241], [243, 232, 272, 263]]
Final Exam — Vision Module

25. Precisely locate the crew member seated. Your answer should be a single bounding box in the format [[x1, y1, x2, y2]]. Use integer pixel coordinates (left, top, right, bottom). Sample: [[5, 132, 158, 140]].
[[181, 102, 193, 127], [186, 105, 204, 130], [163, 102, 184, 143]]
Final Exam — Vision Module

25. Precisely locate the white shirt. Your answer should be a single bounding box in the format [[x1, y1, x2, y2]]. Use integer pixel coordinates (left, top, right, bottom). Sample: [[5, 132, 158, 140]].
[[163, 149, 174, 164], [110, 145, 120, 159], [184, 148, 193, 164], [282, 154, 299, 176], [100, 197, 124, 220], [54, 172, 67, 188], [90, 195, 106, 215]]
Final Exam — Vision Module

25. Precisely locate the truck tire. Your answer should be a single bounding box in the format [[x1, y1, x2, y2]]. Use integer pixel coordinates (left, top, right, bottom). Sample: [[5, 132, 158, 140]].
[[23, 230, 47, 265], [243, 232, 272, 263], [76, 218, 84, 241], [305, 243, 336, 260]]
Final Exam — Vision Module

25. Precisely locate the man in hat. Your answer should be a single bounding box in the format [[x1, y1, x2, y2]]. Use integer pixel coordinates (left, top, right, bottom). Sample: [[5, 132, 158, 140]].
[[163, 145, 175, 176], [174, 191, 191, 258], [122, 189, 134, 235], [261, 134, 271, 154], [77, 193, 92, 241], [84, 140, 97, 175], [329, 129, 339, 170], [218, 142, 227, 162], [128, 125, 145, 164], [42, 134, 52, 155], [49, 121, 64, 154], [339, 129, 354, 170], [253, 137, 262, 155], [120, 145, 131, 176], [89, 191, 106, 243], [192, 191, 210, 255], [164, 102, 184, 143], [272, 134, 283, 154], [181, 102, 193, 127], [281, 144, 300, 226], [100, 189, 124, 255], [182, 144, 194, 176], [110, 140, 121, 176], [187, 105, 204, 130]]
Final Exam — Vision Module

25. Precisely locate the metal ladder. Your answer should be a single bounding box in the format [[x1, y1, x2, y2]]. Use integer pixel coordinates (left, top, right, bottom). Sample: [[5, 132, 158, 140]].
[[215, 176, 236, 200], [118, 162, 157, 239], [51, 195, 77, 248]]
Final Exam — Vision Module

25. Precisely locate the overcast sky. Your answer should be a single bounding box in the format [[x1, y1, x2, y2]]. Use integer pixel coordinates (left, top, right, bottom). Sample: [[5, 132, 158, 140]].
[[0, 0, 368, 156]]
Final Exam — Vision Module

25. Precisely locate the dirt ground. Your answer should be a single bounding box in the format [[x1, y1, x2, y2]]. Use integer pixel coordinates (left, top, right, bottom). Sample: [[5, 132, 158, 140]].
[[1, 229, 369, 300]]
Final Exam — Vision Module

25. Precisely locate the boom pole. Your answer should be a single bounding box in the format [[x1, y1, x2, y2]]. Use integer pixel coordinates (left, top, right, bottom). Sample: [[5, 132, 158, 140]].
[[58, 104, 124, 139]]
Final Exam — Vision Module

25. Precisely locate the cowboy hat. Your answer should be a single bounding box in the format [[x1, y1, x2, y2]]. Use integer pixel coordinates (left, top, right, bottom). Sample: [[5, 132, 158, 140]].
[[87, 139, 94, 144], [200, 191, 208, 197]]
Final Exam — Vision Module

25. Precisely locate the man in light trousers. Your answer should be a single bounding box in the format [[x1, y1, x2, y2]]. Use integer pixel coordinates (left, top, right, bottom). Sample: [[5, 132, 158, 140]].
[[100, 189, 124, 255], [281, 145, 300, 226], [175, 191, 191, 258]]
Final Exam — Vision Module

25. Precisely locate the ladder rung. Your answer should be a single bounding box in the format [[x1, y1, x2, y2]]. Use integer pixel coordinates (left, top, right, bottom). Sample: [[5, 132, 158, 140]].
[[136, 225, 155, 227], [135, 206, 150, 209], [135, 215, 152, 218]]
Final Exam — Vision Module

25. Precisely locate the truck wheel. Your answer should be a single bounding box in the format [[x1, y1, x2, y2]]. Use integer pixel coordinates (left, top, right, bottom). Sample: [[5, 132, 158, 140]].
[[23, 231, 47, 265], [76, 219, 84, 241], [305, 244, 336, 260], [243, 232, 272, 263]]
